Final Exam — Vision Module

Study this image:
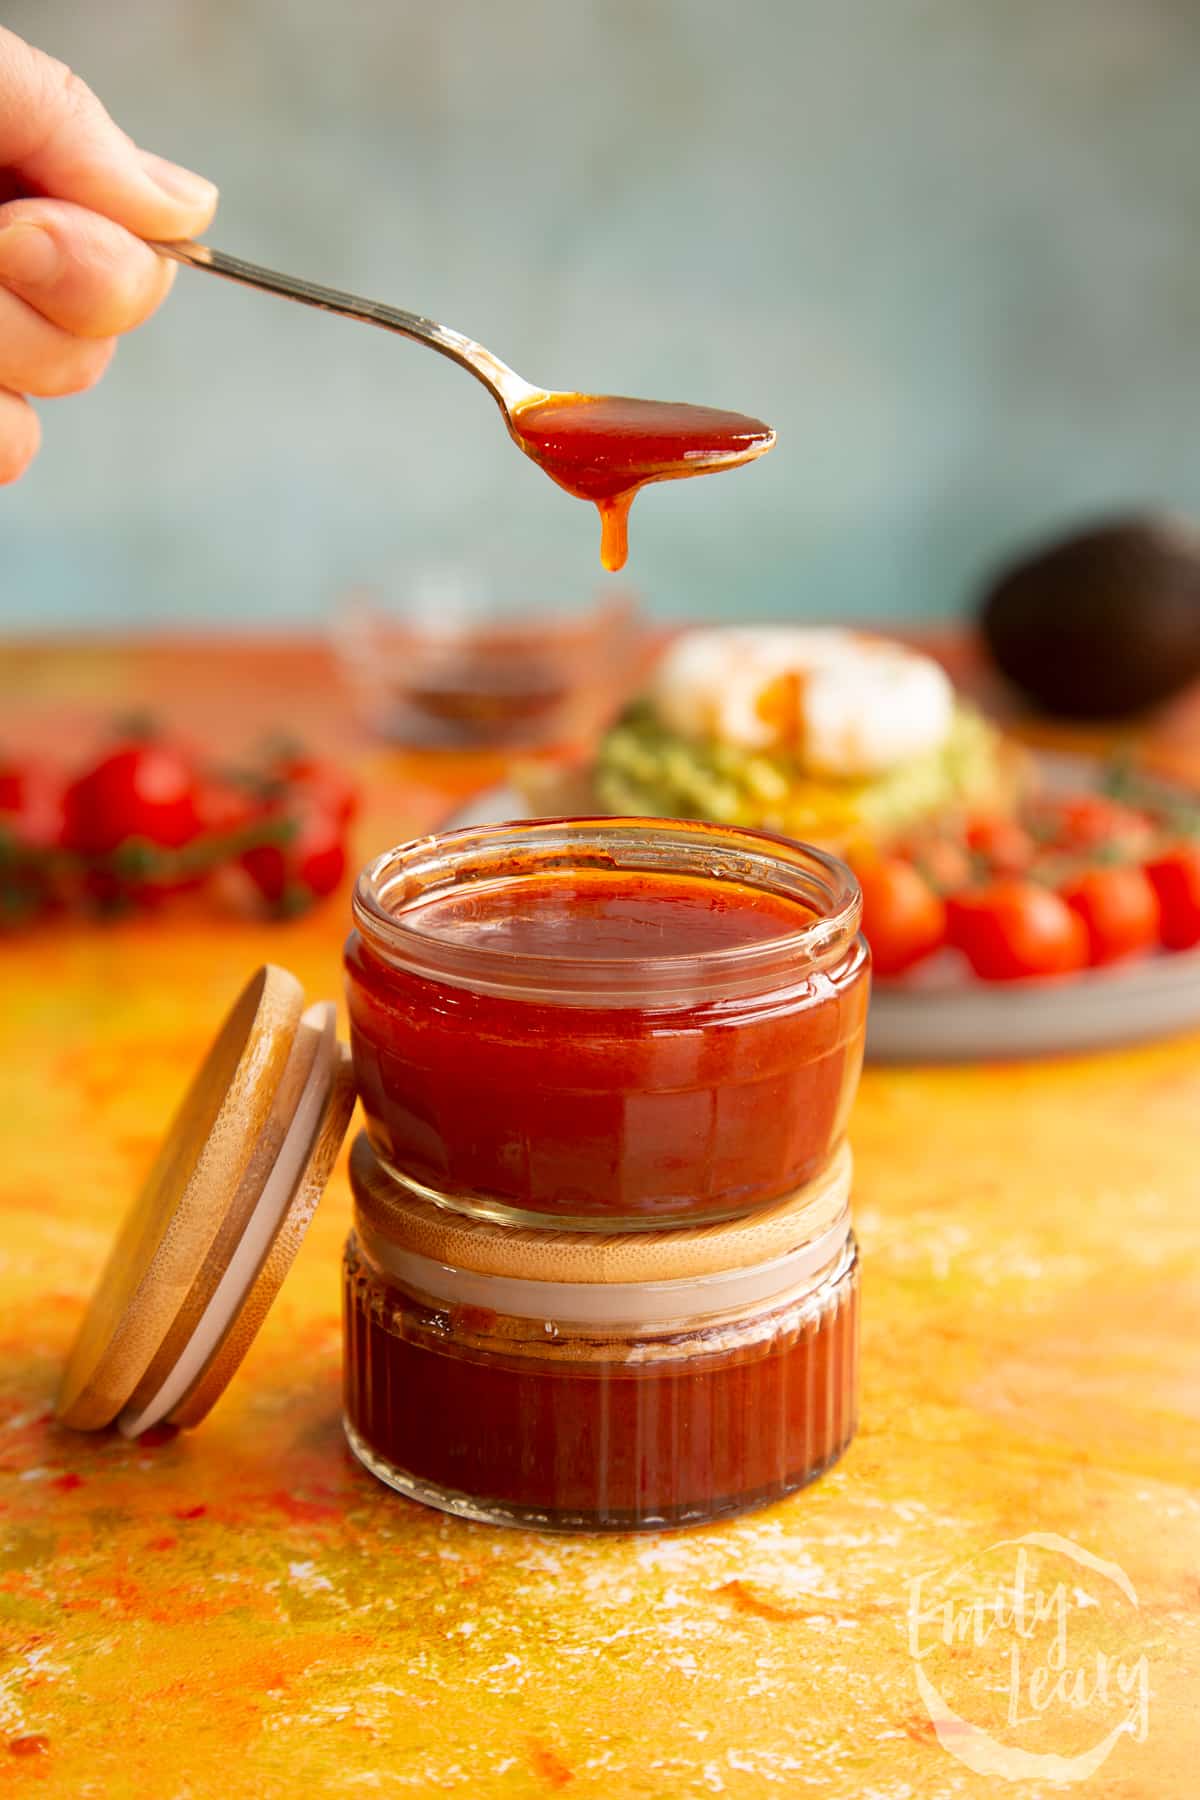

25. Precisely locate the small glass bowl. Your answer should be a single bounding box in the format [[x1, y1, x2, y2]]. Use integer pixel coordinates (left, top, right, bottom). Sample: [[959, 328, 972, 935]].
[[333, 561, 639, 750]]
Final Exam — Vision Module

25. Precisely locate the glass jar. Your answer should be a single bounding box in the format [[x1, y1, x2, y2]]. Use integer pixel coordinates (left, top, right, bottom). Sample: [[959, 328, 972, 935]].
[[345, 818, 868, 1230], [343, 1133, 859, 1531]]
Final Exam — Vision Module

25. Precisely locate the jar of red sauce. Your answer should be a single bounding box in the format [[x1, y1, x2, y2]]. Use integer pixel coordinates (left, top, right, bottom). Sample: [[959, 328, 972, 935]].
[[344, 1132, 859, 1531], [345, 818, 868, 1230]]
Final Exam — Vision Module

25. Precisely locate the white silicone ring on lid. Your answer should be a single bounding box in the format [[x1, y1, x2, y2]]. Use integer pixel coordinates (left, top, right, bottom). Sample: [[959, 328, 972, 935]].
[[353, 1207, 851, 1328], [117, 1004, 338, 1438]]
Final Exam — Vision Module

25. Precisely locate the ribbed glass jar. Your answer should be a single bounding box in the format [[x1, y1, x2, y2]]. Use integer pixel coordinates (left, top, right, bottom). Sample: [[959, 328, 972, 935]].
[[345, 817, 868, 1230], [343, 1134, 860, 1532]]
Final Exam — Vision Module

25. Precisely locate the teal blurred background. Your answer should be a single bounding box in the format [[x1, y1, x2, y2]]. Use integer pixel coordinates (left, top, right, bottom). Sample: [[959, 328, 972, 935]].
[[4, 0, 1200, 632]]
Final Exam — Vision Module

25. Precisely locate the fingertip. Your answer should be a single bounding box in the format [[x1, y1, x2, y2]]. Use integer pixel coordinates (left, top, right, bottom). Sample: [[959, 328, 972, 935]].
[[138, 150, 219, 238], [6, 52, 217, 242], [0, 391, 41, 485], [67, 334, 117, 395]]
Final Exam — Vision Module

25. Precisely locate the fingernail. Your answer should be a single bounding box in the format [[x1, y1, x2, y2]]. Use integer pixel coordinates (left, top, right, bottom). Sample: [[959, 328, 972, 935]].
[[142, 153, 219, 215], [0, 223, 60, 286]]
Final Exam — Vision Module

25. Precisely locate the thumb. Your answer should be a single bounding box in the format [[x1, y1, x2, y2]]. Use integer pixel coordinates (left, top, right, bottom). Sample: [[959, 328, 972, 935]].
[[0, 26, 217, 240]]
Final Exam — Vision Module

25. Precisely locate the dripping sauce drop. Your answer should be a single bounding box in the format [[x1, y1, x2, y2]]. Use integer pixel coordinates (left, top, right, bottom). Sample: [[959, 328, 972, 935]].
[[509, 394, 775, 571]]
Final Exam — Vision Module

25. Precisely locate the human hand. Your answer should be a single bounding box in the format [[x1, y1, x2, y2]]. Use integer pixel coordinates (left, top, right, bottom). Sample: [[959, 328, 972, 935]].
[[0, 26, 217, 482]]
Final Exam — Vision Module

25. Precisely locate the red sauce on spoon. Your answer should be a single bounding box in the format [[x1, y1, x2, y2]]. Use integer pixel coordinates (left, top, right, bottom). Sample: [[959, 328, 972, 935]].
[[509, 394, 775, 571]]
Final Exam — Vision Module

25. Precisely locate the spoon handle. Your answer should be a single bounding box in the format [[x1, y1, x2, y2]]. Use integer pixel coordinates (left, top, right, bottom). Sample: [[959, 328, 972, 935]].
[[148, 239, 534, 413]]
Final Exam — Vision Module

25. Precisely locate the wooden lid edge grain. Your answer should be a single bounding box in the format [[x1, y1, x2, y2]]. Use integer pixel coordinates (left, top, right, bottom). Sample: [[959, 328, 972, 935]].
[[349, 1134, 852, 1285], [57, 966, 306, 1431]]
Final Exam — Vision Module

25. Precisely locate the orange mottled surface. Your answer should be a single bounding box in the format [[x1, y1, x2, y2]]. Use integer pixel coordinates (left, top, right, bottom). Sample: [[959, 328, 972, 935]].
[[0, 638, 1197, 1799]]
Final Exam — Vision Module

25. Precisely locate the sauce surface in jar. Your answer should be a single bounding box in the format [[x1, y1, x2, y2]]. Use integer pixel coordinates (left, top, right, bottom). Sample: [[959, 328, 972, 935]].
[[510, 395, 774, 571], [345, 820, 868, 1230], [398, 865, 809, 957]]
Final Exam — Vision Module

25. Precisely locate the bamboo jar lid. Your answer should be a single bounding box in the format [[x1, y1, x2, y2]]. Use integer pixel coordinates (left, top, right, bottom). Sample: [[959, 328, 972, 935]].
[[57, 966, 356, 1436], [350, 1133, 852, 1285]]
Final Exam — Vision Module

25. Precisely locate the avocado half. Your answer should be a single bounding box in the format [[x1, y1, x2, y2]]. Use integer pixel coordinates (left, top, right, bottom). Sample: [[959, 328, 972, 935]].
[[980, 515, 1200, 719]]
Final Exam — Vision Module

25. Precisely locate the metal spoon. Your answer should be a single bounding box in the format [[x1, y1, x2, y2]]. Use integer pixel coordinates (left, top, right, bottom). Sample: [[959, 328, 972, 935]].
[[150, 238, 538, 415], [149, 239, 777, 570]]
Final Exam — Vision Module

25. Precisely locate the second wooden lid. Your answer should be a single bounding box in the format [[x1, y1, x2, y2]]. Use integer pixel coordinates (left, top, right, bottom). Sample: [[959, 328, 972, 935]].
[[350, 1132, 852, 1285]]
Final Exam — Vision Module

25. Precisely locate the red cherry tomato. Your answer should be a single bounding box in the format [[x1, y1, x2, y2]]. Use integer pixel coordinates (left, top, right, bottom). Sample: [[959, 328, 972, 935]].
[[946, 880, 1088, 981], [1059, 866, 1160, 966], [0, 758, 64, 851], [1145, 845, 1200, 950], [193, 777, 266, 841], [854, 857, 946, 977], [1032, 794, 1154, 857], [899, 835, 973, 894], [0, 760, 25, 812], [239, 841, 288, 907], [0, 758, 62, 924], [241, 807, 348, 912], [293, 811, 348, 899], [966, 816, 1036, 875], [61, 742, 201, 856], [268, 754, 358, 826]]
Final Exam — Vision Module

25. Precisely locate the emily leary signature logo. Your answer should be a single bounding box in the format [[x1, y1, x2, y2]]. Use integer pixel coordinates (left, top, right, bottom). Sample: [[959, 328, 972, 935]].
[[906, 1532, 1150, 1782]]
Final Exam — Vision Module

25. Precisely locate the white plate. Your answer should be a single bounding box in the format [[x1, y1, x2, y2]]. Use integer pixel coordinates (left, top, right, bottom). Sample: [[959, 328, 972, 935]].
[[440, 766, 1200, 1061]]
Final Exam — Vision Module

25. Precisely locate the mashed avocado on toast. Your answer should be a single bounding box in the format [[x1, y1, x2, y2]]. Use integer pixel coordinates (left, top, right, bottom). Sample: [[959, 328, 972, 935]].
[[594, 701, 1016, 848]]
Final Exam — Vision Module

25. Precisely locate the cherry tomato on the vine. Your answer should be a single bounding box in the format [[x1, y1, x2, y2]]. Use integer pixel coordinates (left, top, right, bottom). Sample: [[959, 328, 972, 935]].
[[194, 777, 264, 840], [240, 807, 348, 913], [61, 741, 201, 857], [1145, 845, 1200, 951], [0, 758, 64, 851], [899, 834, 973, 894], [1059, 865, 1160, 966], [854, 856, 946, 977], [1032, 794, 1154, 858], [265, 753, 358, 827], [946, 879, 1088, 981], [966, 816, 1036, 875]]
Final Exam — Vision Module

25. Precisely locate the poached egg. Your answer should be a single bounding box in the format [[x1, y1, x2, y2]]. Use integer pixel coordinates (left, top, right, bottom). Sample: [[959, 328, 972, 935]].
[[650, 627, 956, 779]]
